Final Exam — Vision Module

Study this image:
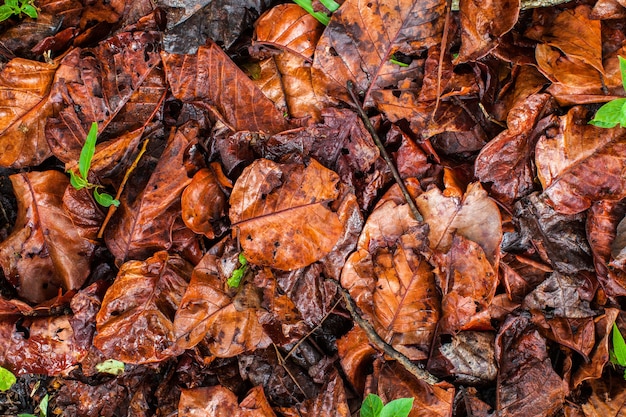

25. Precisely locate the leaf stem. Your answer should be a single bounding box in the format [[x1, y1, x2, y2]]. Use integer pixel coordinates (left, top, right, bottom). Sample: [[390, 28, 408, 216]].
[[346, 81, 423, 222], [332, 280, 439, 385]]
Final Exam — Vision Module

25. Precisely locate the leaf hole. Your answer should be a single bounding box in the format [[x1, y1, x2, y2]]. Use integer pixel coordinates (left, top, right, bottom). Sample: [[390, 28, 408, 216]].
[[329, 47, 338, 57], [341, 148, 349, 155]]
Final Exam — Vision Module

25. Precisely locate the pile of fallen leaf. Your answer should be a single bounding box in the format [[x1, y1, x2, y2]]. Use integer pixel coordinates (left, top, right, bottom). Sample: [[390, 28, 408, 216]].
[[1, 0, 626, 415]]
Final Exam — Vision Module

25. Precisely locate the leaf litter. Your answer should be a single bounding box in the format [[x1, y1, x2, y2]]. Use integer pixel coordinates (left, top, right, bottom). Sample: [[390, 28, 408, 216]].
[[0, 0, 626, 416]]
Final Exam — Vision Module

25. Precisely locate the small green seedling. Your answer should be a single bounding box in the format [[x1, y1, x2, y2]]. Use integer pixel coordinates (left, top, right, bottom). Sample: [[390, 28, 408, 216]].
[[227, 253, 248, 288], [610, 322, 626, 380], [68, 122, 120, 208], [293, 0, 339, 26], [390, 55, 409, 67], [589, 56, 626, 128], [0, 366, 16, 391], [95, 359, 125, 376], [18, 393, 48, 417], [0, 0, 37, 22], [360, 393, 414, 417]]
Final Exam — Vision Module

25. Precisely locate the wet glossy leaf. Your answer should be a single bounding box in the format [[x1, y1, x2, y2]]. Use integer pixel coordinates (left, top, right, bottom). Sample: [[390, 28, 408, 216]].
[[0, 171, 95, 303], [173, 249, 270, 357], [162, 41, 291, 134], [104, 124, 198, 264], [457, 0, 519, 62], [229, 158, 344, 270], [181, 167, 229, 240], [46, 25, 165, 164], [178, 385, 276, 416], [94, 251, 193, 364], [0, 366, 15, 391], [341, 188, 439, 359], [252, 4, 325, 121], [95, 359, 125, 376], [295, 371, 350, 417], [312, 0, 445, 107], [496, 314, 567, 417], [429, 331, 497, 384], [361, 394, 384, 417], [0, 58, 58, 168], [415, 181, 502, 264], [475, 94, 556, 206]]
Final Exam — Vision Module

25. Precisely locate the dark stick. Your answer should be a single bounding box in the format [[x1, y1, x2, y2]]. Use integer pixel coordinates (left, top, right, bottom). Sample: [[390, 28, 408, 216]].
[[346, 81, 423, 222], [332, 280, 439, 385]]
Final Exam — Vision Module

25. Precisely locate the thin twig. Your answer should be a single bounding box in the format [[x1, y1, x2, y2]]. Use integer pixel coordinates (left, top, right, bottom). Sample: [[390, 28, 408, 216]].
[[346, 81, 423, 222], [331, 280, 439, 385]]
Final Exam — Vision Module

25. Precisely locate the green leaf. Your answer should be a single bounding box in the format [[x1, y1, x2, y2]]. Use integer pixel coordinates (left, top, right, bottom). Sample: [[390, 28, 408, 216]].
[[0, 5, 15, 20], [380, 397, 414, 417], [17, 414, 37, 417], [613, 323, 626, 366], [0, 366, 16, 392], [69, 170, 89, 190], [361, 394, 384, 417], [20, 3, 37, 18], [39, 394, 49, 417], [319, 0, 340, 12], [93, 187, 120, 208], [79, 122, 98, 180], [227, 253, 248, 288], [95, 359, 125, 375], [617, 56, 626, 91], [390, 58, 409, 67], [292, 0, 330, 25], [589, 98, 626, 128], [5, 0, 18, 9]]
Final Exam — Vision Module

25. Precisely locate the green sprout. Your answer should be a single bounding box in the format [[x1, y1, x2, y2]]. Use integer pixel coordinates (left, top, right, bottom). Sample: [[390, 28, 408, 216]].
[[227, 253, 248, 288], [610, 322, 626, 380], [589, 56, 626, 128], [18, 393, 48, 417], [68, 122, 120, 208], [390, 55, 409, 67], [0, 0, 37, 22], [293, 0, 339, 26], [360, 393, 414, 417]]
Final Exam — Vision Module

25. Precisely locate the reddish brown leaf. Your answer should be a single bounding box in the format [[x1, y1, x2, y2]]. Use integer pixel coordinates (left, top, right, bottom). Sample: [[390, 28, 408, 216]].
[[434, 235, 498, 333], [337, 326, 377, 394], [0, 171, 96, 303], [500, 253, 552, 303], [229, 158, 345, 270], [311, 0, 445, 107], [162, 41, 291, 134], [181, 167, 229, 239], [341, 190, 439, 359], [496, 314, 567, 417], [94, 251, 193, 364], [457, 0, 520, 62], [415, 181, 502, 264], [178, 385, 276, 417], [580, 375, 626, 416], [373, 360, 454, 417], [46, 25, 165, 164], [292, 371, 350, 417], [252, 4, 325, 121], [523, 272, 596, 319], [475, 94, 556, 206], [104, 124, 199, 264], [173, 246, 270, 357], [0, 58, 59, 168], [535, 107, 626, 214]]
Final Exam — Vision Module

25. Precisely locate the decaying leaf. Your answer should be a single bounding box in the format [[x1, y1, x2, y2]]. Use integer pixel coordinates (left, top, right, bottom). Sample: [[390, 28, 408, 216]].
[[94, 251, 193, 364], [0, 171, 95, 303], [0, 58, 58, 168], [229, 158, 345, 270], [105, 124, 199, 264], [173, 243, 270, 357], [162, 41, 291, 134], [181, 167, 229, 239], [178, 385, 276, 417], [252, 4, 325, 121], [580, 375, 626, 416], [416, 180, 502, 264], [341, 185, 440, 359], [312, 0, 445, 107], [536, 106, 626, 214]]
